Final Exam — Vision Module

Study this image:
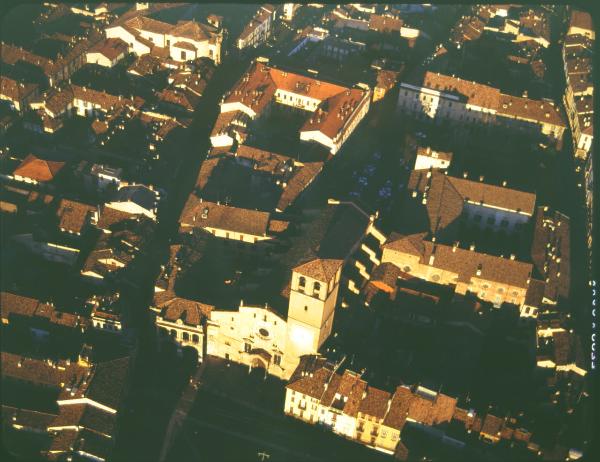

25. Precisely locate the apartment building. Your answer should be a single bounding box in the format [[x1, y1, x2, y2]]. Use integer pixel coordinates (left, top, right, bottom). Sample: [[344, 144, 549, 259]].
[[285, 356, 457, 455], [214, 60, 371, 154], [237, 5, 276, 49], [397, 71, 566, 143]]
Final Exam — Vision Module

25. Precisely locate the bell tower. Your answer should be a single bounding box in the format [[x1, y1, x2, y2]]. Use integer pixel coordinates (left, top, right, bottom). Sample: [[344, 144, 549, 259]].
[[285, 258, 343, 360]]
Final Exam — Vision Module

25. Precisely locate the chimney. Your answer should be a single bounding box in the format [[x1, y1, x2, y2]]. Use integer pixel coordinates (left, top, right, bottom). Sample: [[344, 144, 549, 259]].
[[476, 263, 482, 276], [469, 244, 475, 251], [452, 242, 458, 253], [463, 172, 468, 179], [479, 175, 484, 182], [510, 254, 515, 260], [502, 180, 507, 187]]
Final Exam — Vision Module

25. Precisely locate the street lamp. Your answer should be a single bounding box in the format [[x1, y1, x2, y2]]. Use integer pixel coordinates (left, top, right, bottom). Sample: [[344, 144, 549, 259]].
[[257, 451, 270, 461]]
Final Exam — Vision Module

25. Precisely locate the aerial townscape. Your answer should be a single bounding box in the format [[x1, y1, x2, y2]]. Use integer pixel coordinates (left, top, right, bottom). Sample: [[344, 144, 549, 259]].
[[0, 3, 595, 462]]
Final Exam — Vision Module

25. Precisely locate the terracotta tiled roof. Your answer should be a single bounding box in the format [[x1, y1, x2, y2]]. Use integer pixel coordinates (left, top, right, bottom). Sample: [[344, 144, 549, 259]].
[[1, 352, 89, 388], [376, 69, 400, 90], [268, 219, 290, 233], [172, 40, 197, 51], [125, 15, 173, 34], [56, 199, 95, 234], [72, 85, 137, 112], [569, 10, 593, 32], [96, 205, 136, 231], [13, 154, 65, 182], [277, 161, 323, 211], [293, 258, 343, 282], [0, 75, 38, 104], [43, 86, 74, 116], [82, 356, 130, 410], [172, 20, 217, 42], [408, 170, 536, 235], [383, 232, 428, 256], [179, 197, 271, 237], [1, 405, 56, 431], [159, 87, 200, 112], [286, 357, 335, 399], [50, 403, 116, 437], [530, 207, 570, 302], [358, 386, 391, 419], [239, 5, 275, 42], [481, 414, 503, 437], [127, 54, 162, 76], [223, 61, 369, 141], [498, 94, 566, 127], [369, 14, 403, 33], [157, 294, 214, 326], [422, 71, 501, 110], [88, 38, 128, 60]]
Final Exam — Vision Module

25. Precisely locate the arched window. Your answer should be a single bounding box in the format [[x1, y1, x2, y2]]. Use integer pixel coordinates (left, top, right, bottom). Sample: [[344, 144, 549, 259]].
[[182, 332, 189, 341], [159, 327, 168, 337], [170, 329, 177, 339], [299, 276, 306, 288], [313, 282, 321, 294], [192, 334, 199, 344]]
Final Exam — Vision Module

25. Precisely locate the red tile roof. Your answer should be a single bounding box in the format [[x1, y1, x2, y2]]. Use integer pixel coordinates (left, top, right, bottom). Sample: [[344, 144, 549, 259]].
[[13, 154, 65, 182], [222, 61, 369, 141], [293, 258, 343, 282], [88, 37, 128, 60], [422, 71, 501, 110]]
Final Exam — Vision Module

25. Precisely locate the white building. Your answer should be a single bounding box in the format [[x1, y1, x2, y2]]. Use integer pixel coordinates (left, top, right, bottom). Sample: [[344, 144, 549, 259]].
[[106, 15, 223, 64], [282, 3, 301, 21], [105, 184, 160, 221], [397, 72, 566, 143], [414, 146, 453, 171], [237, 5, 276, 49], [215, 60, 371, 154]]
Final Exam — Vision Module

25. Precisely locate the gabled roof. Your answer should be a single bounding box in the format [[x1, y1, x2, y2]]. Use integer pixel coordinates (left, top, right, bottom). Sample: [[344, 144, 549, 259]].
[[179, 198, 271, 237], [13, 154, 65, 182]]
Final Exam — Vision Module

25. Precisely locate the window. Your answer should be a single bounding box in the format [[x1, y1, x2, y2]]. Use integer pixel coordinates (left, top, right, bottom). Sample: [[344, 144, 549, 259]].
[[225, 353, 230, 360], [313, 282, 321, 294], [182, 332, 189, 341], [487, 216, 495, 225], [304, 306, 308, 311], [192, 334, 199, 344], [181, 50, 186, 60], [170, 329, 177, 339], [226, 232, 230, 239], [239, 235, 244, 241], [244, 342, 251, 353], [299, 276, 306, 288], [274, 354, 281, 366]]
